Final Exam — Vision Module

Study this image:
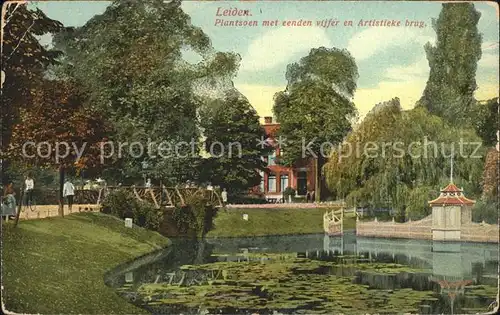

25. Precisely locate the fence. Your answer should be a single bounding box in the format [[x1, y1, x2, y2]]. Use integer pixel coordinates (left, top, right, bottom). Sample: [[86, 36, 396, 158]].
[[356, 215, 433, 240], [460, 222, 499, 243], [16, 188, 101, 205], [356, 215, 499, 243]]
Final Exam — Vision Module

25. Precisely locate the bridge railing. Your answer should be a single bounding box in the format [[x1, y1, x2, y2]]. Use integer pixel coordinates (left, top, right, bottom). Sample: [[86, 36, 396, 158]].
[[100, 186, 223, 208], [323, 207, 344, 235], [19, 186, 223, 208]]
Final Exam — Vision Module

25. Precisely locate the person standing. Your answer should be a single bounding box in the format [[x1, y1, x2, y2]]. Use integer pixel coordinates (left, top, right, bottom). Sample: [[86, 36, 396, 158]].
[[3, 181, 14, 197], [1, 184, 17, 220], [221, 188, 228, 206], [63, 178, 75, 212], [25, 174, 34, 207]]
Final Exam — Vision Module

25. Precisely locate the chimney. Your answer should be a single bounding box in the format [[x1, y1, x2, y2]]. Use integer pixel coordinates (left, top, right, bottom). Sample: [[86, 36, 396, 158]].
[[264, 116, 273, 124]]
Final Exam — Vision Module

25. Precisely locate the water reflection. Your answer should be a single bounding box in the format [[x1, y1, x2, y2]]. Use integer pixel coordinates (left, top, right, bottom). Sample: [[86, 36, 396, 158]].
[[108, 233, 499, 314]]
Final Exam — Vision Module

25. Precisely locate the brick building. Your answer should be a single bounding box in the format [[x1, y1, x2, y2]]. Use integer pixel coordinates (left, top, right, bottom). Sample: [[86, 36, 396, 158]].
[[257, 116, 316, 200]]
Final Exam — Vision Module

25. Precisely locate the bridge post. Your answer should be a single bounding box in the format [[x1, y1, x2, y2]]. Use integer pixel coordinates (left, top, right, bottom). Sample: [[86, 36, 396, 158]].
[[341, 206, 344, 235]]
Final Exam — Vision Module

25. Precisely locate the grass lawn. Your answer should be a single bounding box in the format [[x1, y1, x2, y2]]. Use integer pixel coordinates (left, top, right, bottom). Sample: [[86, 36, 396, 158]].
[[2, 212, 170, 314], [207, 207, 357, 238]]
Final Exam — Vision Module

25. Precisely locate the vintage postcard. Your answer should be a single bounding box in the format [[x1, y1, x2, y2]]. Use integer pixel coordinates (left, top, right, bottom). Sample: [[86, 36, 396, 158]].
[[1, 0, 499, 314]]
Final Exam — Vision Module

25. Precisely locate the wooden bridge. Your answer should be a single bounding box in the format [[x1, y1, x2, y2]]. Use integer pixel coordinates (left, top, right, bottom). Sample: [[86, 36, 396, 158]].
[[323, 206, 345, 236], [13, 186, 223, 222], [96, 186, 223, 209]]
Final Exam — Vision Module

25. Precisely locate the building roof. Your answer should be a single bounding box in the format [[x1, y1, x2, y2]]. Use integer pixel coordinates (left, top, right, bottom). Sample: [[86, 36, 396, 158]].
[[263, 123, 280, 137], [428, 183, 475, 206], [441, 183, 462, 193]]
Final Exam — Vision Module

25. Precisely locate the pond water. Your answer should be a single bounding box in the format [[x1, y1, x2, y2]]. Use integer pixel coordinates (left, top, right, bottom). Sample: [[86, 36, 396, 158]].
[[107, 233, 499, 314]]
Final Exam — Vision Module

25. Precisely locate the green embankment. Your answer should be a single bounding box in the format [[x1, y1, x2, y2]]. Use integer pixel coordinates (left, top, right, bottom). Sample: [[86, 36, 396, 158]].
[[207, 207, 356, 238], [2, 212, 169, 314]]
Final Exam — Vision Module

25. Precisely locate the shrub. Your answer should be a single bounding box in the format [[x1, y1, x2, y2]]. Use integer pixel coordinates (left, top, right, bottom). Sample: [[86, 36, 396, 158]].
[[135, 201, 164, 231], [229, 194, 268, 204], [101, 189, 162, 230], [172, 194, 218, 238], [283, 187, 296, 201], [172, 206, 196, 234], [472, 198, 497, 224]]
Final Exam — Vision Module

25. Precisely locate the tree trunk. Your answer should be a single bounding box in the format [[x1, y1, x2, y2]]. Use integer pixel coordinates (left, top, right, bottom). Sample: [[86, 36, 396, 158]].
[[315, 155, 325, 202], [59, 165, 65, 217], [14, 187, 24, 228], [194, 240, 206, 265]]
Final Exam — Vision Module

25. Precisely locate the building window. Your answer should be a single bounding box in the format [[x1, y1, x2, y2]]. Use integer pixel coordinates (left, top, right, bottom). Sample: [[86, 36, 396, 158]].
[[268, 174, 276, 192], [268, 152, 276, 166], [280, 174, 289, 192]]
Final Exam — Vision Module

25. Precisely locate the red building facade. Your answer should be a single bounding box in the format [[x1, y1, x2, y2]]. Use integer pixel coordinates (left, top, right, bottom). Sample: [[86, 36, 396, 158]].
[[257, 116, 316, 199]]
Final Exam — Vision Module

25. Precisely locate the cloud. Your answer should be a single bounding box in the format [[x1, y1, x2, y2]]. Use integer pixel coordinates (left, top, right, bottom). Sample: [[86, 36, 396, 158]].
[[476, 82, 499, 101], [234, 83, 285, 117], [239, 28, 332, 73], [479, 52, 500, 69], [482, 41, 499, 52], [354, 79, 427, 119], [384, 57, 429, 81], [347, 27, 434, 61], [180, 1, 200, 15]]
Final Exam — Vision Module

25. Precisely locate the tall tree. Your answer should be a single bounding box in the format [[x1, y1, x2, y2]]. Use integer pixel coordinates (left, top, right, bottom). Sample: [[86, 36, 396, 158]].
[[1, 2, 64, 180], [472, 97, 499, 147], [7, 80, 111, 215], [52, 0, 240, 184], [273, 47, 358, 201], [199, 91, 269, 193], [482, 148, 498, 200], [324, 102, 485, 221], [417, 2, 482, 124]]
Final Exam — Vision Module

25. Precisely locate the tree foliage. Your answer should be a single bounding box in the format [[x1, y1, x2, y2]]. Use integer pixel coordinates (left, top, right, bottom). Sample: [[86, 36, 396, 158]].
[[417, 2, 482, 124], [273, 47, 359, 200], [199, 91, 269, 193], [1, 2, 64, 162], [472, 97, 499, 147], [7, 80, 110, 173], [324, 99, 486, 221], [481, 148, 498, 200], [52, 0, 241, 183]]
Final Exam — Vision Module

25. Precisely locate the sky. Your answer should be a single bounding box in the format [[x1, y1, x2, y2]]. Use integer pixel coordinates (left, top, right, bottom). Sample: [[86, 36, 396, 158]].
[[31, 0, 499, 120]]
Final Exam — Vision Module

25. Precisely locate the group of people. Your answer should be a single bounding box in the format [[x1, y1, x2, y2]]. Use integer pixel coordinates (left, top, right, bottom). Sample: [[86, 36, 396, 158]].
[[1, 174, 77, 220], [1, 174, 34, 220], [3, 175, 229, 221]]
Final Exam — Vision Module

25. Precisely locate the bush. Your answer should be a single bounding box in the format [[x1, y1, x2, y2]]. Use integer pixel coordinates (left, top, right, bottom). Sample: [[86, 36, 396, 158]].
[[172, 194, 218, 238], [101, 189, 162, 230], [283, 187, 296, 201], [472, 198, 497, 224], [171, 206, 196, 234], [229, 195, 268, 204]]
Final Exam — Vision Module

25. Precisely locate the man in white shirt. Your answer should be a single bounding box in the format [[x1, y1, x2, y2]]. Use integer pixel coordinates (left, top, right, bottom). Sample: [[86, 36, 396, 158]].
[[63, 178, 75, 212], [25, 174, 34, 207], [221, 188, 228, 206]]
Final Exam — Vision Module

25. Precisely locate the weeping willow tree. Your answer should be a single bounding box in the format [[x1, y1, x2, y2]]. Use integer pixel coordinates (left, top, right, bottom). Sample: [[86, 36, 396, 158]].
[[324, 98, 485, 221]]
